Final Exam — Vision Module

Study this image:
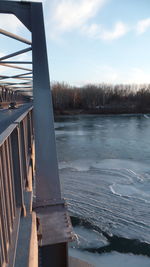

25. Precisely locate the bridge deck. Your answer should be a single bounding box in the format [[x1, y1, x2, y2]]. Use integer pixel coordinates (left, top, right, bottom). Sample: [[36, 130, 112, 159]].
[[0, 103, 32, 134]]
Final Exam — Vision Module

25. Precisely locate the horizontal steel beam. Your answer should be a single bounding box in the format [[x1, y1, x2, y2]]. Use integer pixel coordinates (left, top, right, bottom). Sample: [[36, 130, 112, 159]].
[[15, 90, 33, 93], [0, 77, 32, 82], [0, 61, 32, 64], [0, 47, 32, 61], [0, 82, 32, 85], [15, 72, 33, 77], [0, 63, 32, 71], [9, 86, 33, 89], [0, 72, 33, 81], [0, 28, 31, 45]]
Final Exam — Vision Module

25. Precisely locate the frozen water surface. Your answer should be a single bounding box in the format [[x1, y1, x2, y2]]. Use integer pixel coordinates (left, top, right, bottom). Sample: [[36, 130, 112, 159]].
[[55, 114, 150, 265]]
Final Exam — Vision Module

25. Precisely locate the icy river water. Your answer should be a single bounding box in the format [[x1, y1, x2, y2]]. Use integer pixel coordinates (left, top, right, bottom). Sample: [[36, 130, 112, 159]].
[[55, 114, 150, 266]]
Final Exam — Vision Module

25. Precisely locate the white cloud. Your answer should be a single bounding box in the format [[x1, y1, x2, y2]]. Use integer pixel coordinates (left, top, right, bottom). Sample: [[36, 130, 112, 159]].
[[48, 0, 129, 41], [84, 65, 150, 84], [50, 0, 107, 33], [82, 23, 100, 37], [127, 67, 150, 84], [82, 21, 128, 41], [136, 18, 150, 34], [101, 22, 128, 40], [94, 65, 119, 83]]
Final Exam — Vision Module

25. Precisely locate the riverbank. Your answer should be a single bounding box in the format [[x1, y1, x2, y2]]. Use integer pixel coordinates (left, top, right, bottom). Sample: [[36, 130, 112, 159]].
[[54, 107, 150, 115]]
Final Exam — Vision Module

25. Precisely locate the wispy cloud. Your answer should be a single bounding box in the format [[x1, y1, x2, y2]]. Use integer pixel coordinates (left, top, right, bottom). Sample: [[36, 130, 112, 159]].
[[100, 22, 128, 40], [94, 65, 119, 83], [136, 18, 150, 34], [127, 67, 150, 84], [85, 65, 150, 84], [48, 0, 130, 41], [0, 14, 23, 33], [50, 0, 107, 35], [82, 21, 129, 41]]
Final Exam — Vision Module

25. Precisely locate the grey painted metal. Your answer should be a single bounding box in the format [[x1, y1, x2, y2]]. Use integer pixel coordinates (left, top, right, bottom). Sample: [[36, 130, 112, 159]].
[[0, 73, 32, 81], [9, 86, 33, 89], [30, 6, 73, 265], [14, 72, 32, 77], [15, 77, 32, 79], [11, 128, 25, 207], [35, 204, 73, 246], [31, 2, 61, 201], [0, 104, 33, 135], [3, 72, 33, 80], [0, 0, 62, 200], [0, 62, 32, 71], [0, 61, 32, 65], [7, 208, 21, 267], [15, 90, 33, 93], [0, 47, 32, 61], [0, 1, 74, 266], [0, 1, 31, 31], [14, 208, 33, 267], [0, 61, 32, 64], [0, 106, 33, 267], [0, 28, 31, 44], [0, 82, 32, 85]]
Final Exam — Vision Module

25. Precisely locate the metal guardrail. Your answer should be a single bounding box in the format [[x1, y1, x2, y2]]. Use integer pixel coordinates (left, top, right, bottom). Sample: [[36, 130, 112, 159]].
[[0, 107, 33, 266]]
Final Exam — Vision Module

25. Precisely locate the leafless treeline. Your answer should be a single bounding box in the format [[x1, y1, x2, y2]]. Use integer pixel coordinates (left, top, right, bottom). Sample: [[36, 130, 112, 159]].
[[52, 82, 150, 113]]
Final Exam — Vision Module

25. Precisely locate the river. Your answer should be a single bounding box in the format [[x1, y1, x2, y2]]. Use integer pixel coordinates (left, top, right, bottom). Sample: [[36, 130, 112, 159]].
[[55, 114, 150, 267]]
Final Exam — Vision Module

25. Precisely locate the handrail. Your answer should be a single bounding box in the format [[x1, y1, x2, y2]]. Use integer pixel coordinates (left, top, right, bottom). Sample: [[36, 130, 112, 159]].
[[0, 107, 33, 146], [0, 107, 33, 265]]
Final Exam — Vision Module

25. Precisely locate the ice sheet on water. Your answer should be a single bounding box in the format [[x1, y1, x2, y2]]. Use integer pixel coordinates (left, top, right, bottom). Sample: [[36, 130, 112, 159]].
[[92, 159, 150, 173], [59, 159, 92, 171], [69, 248, 150, 267], [56, 114, 150, 260], [110, 181, 150, 202], [60, 166, 150, 243], [59, 158, 150, 173], [59, 159, 150, 202], [70, 226, 108, 249]]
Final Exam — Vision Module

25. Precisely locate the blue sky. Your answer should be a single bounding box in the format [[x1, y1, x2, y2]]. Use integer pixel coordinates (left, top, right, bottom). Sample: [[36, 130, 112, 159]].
[[0, 0, 150, 86]]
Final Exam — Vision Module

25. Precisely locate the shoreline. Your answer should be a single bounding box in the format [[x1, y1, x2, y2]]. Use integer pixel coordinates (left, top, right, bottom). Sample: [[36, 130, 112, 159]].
[[54, 109, 150, 116]]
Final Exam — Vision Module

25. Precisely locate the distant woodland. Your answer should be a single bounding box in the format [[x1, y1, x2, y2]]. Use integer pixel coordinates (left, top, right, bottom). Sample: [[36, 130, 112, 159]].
[[52, 82, 150, 114]]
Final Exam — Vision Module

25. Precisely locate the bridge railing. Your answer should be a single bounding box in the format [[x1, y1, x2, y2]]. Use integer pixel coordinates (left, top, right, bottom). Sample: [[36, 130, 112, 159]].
[[0, 106, 33, 266]]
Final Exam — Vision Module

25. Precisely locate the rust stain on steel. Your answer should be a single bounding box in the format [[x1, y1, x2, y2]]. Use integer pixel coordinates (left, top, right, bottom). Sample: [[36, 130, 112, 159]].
[[35, 204, 74, 246]]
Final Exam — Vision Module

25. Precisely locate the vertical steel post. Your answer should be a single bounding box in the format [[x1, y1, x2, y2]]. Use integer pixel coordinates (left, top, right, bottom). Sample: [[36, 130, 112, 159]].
[[31, 3, 61, 203], [11, 128, 24, 207]]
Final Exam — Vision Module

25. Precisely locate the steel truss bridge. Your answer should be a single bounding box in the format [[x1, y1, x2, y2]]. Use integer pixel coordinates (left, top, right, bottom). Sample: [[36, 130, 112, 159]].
[[0, 1, 94, 267]]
